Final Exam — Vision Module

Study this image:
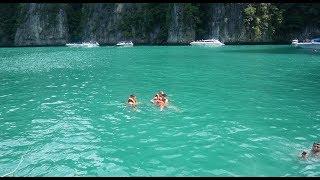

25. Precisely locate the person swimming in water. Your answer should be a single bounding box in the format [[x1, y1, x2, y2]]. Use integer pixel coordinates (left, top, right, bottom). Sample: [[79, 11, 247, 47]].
[[127, 94, 138, 107], [311, 142, 320, 156], [161, 93, 168, 105], [300, 151, 308, 160], [151, 91, 164, 103], [159, 94, 169, 111], [153, 93, 168, 110], [300, 142, 320, 160]]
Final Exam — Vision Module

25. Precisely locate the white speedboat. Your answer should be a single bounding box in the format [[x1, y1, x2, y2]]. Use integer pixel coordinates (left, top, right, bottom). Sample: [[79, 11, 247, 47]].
[[291, 38, 320, 49], [190, 39, 224, 46], [116, 41, 133, 46], [82, 42, 99, 48], [66, 43, 82, 47], [66, 41, 99, 48]]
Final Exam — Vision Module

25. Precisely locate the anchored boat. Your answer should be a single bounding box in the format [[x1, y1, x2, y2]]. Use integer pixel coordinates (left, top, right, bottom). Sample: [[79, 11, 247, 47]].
[[66, 41, 99, 48], [116, 41, 133, 47], [291, 38, 320, 50], [190, 39, 224, 46]]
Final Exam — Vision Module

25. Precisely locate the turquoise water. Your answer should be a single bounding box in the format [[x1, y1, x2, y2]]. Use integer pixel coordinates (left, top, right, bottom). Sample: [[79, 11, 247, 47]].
[[0, 45, 320, 176]]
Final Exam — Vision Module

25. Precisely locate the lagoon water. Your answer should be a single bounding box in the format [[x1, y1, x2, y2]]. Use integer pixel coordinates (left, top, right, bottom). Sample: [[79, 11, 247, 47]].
[[0, 45, 320, 176]]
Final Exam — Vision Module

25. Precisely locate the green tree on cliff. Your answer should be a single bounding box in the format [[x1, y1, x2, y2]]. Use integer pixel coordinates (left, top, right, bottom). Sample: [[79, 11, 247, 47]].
[[243, 3, 283, 41]]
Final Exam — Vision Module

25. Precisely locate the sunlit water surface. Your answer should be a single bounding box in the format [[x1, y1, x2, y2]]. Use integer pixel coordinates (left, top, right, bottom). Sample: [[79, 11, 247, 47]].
[[0, 45, 320, 176]]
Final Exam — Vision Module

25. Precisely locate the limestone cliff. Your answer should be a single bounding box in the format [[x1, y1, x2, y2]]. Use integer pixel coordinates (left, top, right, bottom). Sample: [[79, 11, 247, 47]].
[[208, 3, 248, 43], [14, 3, 68, 46], [167, 3, 195, 43], [80, 3, 167, 44], [0, 3, 318, 46], [80, 3, 123, 44]]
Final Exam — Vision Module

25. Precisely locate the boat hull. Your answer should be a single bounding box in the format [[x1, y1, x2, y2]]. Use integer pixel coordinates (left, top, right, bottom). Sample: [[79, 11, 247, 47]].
[[66, 43, 99, 48], [116, 44, 133, 46], [116, 43, 133, 46], [190, 42, 224, 46], [294, 43, 320, 49]]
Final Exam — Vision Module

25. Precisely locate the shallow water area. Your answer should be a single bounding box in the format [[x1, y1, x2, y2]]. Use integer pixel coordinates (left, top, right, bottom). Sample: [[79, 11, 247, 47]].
[[0, 45, 320, 176]]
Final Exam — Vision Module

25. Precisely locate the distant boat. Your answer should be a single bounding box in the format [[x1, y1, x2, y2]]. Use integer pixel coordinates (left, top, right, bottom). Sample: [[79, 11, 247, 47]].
[[291, 38, 320, 49], [66, 41, 99, 48], [190, 39, 224, 46], [116, 41, 133, 47]]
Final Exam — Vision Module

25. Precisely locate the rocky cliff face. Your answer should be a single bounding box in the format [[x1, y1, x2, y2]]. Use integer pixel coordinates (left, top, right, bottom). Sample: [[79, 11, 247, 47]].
[[14, 3, 68, 46], [0, 3, 318, 46], [11, 3, 262, 45], [81, 3, 123, 44], [0, 4, 20, 46], [167, 3, 195, 43], [80, 3, 167, 44], [208, 3, 247, 43], [293, 26, 320, 41]]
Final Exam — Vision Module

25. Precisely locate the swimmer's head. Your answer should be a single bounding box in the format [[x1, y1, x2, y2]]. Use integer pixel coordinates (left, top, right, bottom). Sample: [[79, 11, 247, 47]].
[[130, 94, 136, 98], [159, 91, 164, 95], [301, 151, 307, 159], [312, 142, 320, 153]]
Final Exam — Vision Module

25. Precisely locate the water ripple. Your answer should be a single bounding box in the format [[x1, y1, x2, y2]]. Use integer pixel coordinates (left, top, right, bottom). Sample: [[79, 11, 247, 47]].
[[1, 46, 320, 176]]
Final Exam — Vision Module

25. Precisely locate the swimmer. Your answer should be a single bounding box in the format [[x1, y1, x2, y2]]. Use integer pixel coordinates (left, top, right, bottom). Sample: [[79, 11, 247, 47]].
[[160, 93, 169, 105], [300, 151, 308, 160], [311, 142, 320, 156], [156, 94, 169, 111], [127, 94, 138, 107], [300, 142, 320, 160], [151, 91, 164, 103]]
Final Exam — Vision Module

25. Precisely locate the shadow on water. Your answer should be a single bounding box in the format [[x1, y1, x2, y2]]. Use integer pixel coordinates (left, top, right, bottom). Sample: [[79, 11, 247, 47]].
[[223, 46, 320, 55]]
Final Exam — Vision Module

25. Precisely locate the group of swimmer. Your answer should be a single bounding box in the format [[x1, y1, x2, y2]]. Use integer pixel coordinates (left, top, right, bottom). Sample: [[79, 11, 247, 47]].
[[127, 91, 168, 110], [128, 92, 318, 160], [300, 142, 320, 160]]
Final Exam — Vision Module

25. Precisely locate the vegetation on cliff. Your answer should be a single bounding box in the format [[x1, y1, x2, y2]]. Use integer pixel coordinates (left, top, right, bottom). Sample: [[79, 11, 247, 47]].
[[243, 3, 283, 41], [277, 3, 320, 40], [0, 3, 320, 46], [0, 4, 19, 45], [118, 3, 171, 43]]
